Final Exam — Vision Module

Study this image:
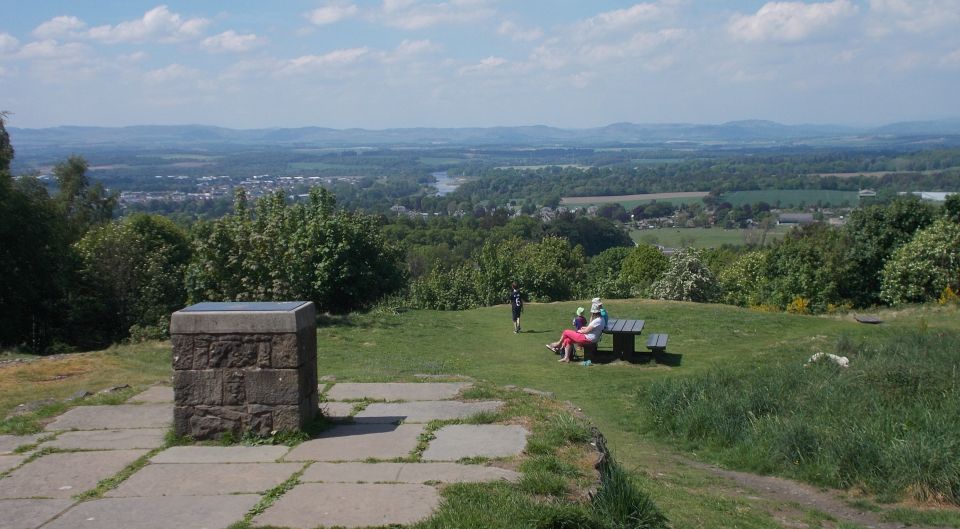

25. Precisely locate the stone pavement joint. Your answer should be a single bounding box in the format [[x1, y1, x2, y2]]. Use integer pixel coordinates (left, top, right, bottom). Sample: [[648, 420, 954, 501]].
[[353, 400, 503, 423], [150, 445, 290, 464], [43, 428, 167, 450], [0, 434, 40, 454], [126, 386, 173, 403], [325, 382, 471, 401], [0, 454, 26, 474], [107, 462, 303, 497], [302, 462, 521, 484], [0, 498, 75, 529], [284, 423, 425, 462]]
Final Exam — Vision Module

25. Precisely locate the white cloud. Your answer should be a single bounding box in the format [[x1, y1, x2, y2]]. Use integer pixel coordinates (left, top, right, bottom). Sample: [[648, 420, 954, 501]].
[[306, 3, 359, 26], [943, 48, 960, 66], [33, 15, 88, 40], [278, 47, 370, 75], [868, 0, 960, 34], [0, 33, 19, 54], [575, 3, 663, 37], [394, 39, 437, 56], [144, 63, 200, 83], [202, 31, 265, 53], [580, 28, 684, 62], [458, 55, 507, 75], [497, 21, 543, 42], [728, 0, 859, 43], [380, 0, 495, 30], [17, 40, 89, 61], [88, 5, 209, 44]]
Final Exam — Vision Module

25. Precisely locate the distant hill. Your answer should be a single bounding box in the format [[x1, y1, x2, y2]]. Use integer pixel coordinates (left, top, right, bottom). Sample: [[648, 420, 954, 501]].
[[9, 119, 960, 149]]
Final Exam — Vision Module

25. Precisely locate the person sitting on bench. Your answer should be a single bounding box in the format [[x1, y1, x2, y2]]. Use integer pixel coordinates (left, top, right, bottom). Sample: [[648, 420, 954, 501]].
[[546, 303, 604, 363]]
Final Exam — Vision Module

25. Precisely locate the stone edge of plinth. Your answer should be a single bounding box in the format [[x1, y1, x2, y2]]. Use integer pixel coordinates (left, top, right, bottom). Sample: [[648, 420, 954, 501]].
[[170, 302, 316, 334]]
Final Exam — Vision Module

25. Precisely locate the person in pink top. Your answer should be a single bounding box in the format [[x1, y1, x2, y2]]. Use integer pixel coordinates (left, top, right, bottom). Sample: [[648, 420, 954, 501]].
[[545, 303, 604, 363]]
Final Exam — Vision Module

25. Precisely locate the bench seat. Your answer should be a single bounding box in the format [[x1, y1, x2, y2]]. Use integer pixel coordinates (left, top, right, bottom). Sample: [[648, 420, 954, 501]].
[[646, 333, 669, 353]]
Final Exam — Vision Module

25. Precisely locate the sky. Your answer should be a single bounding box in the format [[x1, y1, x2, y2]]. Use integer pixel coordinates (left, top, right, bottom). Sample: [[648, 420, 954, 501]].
[[1, 0, 958, 129]]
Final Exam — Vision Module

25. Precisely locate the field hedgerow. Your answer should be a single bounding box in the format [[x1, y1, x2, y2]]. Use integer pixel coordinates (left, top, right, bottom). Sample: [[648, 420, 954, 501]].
[[645, 328, 960, 505]]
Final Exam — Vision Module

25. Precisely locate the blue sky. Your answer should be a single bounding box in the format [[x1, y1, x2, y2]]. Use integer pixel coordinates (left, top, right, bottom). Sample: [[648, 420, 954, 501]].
[[1, 1, 958, 129]]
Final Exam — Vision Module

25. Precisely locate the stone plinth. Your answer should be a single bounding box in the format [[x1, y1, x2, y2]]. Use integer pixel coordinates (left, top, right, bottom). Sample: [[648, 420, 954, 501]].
[[170, 302, 317, 440]]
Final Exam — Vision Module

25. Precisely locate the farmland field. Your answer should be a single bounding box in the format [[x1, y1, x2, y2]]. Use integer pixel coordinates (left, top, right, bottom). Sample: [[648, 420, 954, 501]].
[[562, 192, 708, 209], [630, 226, 790, 248], [721, 189, 858, 208]]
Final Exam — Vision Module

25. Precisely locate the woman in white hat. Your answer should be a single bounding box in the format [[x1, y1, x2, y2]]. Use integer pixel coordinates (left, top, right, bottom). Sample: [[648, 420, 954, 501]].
[[546, 303, 604, 363]]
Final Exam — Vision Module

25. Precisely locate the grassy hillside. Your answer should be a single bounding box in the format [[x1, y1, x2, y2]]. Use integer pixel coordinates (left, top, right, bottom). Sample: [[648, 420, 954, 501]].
[[3, 300, 959, 528]]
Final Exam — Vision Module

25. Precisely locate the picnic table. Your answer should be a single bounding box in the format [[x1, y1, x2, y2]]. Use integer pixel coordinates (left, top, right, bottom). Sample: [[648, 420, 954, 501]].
[[602, 318, 645, 357]]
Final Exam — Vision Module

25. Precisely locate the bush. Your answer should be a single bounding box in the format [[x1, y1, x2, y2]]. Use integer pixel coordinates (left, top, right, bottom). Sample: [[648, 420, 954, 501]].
[[650, 248, 719, 303], [718, 250, 768, 306], [619, 244, 668, 297], [880, 219, 960, 305]]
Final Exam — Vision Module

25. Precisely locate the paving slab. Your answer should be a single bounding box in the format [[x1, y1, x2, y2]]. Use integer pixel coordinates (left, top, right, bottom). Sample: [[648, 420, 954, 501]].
[[0, 455, 26, 474], [107, 462, 302, 497], [0, 449, 147, 499], [0, 498, 74, 529], [126, 386, 173, 403], [354, 400, 503, 423], [325, 382, 471, 402], [41, 495, 259, 529], [319, 401, 355, 420], [43, 428, 167, 450], [302, 462, 520, 484], [423, 424, 528, 461], [150, 445, 289, 464], [284, 423, 424, 462], [43, 404, 172, 431], [253, 482, 440, 529], [0, 434, 39, 454]]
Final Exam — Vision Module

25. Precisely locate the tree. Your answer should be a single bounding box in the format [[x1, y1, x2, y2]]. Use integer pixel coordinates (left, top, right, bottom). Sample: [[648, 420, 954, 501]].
[[619, 244, 668, 297], [70, 214, 191, 346], [880, 219, 960, 304], [841, 198, 936, 306], [185, 188, 406, 314], [53, 155, 118, 241], [586, 246, 632, 299], [719, 250, 768, 306], [651, 248, 720, 303], [0, 111, 13, 173], [944, 193, 960, 224], [761, 224, 850, 311]]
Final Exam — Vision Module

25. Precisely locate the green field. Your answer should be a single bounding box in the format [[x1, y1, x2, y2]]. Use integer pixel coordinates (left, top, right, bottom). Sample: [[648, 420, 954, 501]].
[[287, 162, 377, 171], [722, 189, 858, 208], [3, 301, 958, 528], [630, 226, 790, 248]]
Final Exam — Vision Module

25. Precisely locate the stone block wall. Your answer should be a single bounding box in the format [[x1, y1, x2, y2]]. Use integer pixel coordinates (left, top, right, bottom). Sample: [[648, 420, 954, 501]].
[[170, 302, 317, 440]]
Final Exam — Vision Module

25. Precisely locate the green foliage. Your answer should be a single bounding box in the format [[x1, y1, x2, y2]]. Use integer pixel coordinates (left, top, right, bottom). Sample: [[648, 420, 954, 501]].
[[646, 329, 960, 504], [0, 111, 12, 173], [71, 214, 190, 347], [944, 193, 960, 224], [586, 247, 633, 299], [619, 245, 668, 297], [185, 188, 405, 313], [841, 198, 937, 306], [592, 460, 669, 529], [880, 219, 960, 304], [718, 250, 768, 306], [410, 236, 586, 310], [650, 248, 719, 303], [53, 156, 118, 242], [761, 224, 850, 311]]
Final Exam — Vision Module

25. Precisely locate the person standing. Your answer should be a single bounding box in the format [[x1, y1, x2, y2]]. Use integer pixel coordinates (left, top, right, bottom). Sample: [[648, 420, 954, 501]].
[[510, 282, 524, 333]]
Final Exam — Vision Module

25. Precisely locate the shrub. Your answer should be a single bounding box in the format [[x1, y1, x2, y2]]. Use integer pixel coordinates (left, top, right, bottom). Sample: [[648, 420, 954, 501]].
[[718, 250, 768, 306], [650, 248, 719, 303], [619, 244, 668, 297], [880, 219, 960, 305]]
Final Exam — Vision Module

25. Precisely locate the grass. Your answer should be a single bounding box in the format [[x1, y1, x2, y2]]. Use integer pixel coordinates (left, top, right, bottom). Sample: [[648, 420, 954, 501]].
[[645, 326, 960, 504], [721, 190, 858, 208], [3, 301, 959, 527], [630, 226, 790, 248]]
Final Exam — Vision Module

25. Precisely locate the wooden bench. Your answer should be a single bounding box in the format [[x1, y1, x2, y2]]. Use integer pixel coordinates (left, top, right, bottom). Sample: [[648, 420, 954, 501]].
[[646, 333, 669, 353]]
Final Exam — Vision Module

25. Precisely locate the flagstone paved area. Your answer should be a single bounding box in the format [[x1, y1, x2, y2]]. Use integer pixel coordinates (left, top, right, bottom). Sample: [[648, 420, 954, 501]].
[[1, 382, 528, 529]]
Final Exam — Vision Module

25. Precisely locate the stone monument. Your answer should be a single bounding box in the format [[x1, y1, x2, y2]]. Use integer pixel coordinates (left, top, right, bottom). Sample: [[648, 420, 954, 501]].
[[170, 301, 318, 439]]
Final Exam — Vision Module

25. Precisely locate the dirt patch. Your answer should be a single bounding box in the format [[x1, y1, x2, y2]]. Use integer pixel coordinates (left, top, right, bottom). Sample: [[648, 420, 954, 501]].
[[687, 461, 952, 529]]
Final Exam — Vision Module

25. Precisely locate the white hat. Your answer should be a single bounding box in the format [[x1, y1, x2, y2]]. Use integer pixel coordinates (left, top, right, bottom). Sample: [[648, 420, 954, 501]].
[[591, 297, 602, 306], [590, 303, 600, 313]]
